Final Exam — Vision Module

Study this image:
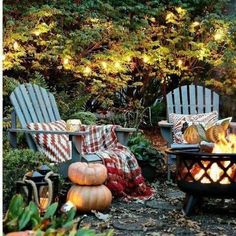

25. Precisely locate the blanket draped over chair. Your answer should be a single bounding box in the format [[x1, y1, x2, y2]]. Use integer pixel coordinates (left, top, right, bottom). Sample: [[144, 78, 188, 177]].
[[27, 121, 154, 199], [79, 125, 154, 199]]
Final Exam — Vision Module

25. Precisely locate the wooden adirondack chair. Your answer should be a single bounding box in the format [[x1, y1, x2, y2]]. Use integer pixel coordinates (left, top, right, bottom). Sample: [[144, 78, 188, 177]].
[[8, 84, 135, 178], [158, 85, 220, 180]]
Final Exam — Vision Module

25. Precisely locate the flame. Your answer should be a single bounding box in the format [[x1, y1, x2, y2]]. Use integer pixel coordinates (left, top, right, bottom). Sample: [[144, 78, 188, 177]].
[[191, 134, 236, 184], [213, 134, 236, 154]]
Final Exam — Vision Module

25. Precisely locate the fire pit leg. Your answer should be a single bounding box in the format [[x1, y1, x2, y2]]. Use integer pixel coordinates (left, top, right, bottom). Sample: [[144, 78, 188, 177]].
[[183, 194, 200, 216]]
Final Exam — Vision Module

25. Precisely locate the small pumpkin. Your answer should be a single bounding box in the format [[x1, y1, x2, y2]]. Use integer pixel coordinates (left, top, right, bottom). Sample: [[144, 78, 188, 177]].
[[183, 125, 200, 144], [206, 125, 226, 143], [68, 162, 107, 186], [67, 185, 112, 212]]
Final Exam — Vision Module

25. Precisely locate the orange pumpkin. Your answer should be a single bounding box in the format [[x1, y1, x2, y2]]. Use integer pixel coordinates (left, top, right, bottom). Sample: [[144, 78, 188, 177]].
[[68, 162, 107, 186], [206, 125, 226, 143], [67, 185, 112, 212], [183, 125, 200, 144]]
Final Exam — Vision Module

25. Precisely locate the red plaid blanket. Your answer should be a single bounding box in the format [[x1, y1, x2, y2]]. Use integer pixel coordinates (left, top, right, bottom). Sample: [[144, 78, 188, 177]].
[[79, 125, 154, 199]]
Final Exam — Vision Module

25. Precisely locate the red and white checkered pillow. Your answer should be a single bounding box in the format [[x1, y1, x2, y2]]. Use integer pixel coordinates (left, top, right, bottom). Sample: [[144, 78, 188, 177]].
[[169, 111, 218, 143], [27, 120, 71, 163]]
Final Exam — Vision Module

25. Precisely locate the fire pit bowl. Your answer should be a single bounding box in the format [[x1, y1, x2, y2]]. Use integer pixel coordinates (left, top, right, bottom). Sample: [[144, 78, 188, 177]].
[[167, 148, 236, 216]]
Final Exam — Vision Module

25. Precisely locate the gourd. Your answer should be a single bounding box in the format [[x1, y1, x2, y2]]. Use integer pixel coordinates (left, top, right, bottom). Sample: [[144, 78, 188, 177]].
[[183, 125, 200, 144], [67, 185, 112, 212], [206, 125, 226, 143], [68, 162, 107, 186]]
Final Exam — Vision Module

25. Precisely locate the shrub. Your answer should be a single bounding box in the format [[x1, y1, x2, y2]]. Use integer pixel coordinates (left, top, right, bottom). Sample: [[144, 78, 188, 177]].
[[3, 149, 47, 207], [70, 111, 97, 125]]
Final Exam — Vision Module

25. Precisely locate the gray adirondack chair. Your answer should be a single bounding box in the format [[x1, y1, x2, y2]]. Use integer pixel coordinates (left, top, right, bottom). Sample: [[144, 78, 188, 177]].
[[158, 85, 220, 180], [8, 84, 135, 178]]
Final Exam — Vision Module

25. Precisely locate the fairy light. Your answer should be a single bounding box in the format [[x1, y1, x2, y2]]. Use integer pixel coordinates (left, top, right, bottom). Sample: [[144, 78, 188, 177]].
[[13, 41, 19, 50], [84, 66, 92, 75], [177, 59, 183, 67], [63, 57, 69, 65], [214, 30, 224, 41], [34, 30, 41, 36], [143, 55, 150, 63], [114, 62, 121, 69], [101, 61, 107, 69], [192, 21, 200, 27]]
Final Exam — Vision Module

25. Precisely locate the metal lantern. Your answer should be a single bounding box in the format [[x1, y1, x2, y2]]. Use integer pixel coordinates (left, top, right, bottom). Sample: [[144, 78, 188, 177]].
[[16, 164, 59, 213]]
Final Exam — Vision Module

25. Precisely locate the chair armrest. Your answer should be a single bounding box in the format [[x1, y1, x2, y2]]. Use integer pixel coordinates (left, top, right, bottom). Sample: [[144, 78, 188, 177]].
[[158, 120, 173, 145], [158, 120, 173, 128], [115, 127, 136, 133], [8, 128, 88, 137], [115, 127, 136, 146]]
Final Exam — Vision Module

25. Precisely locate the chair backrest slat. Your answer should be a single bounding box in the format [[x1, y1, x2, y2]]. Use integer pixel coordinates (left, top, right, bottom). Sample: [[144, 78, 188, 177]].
[[33, 85, 51, 122], [166, 85, 219, 119], [19, 85, 38, 122], [166, 92, 174, 114], [197, 86, 204, 113], [26, 84, 45, 122], [181, 85, 188, 114], [40, 87, 56, 121], [48, 93, 61, 120], [174, 88, 181, 113], [189, 85, 197, 114], [213, 91, 219, 112], [10, 84, 61, 128], [10, 92, 28, 127], [205, 88, 212, 113]]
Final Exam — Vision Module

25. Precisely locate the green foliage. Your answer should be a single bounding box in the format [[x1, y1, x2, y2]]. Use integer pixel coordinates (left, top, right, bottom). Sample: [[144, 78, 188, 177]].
[[3, 0, 236, 118], [4, 194, 113, 235], [151, 101, 166, 125], [3, 149, 47, 206], [70, 111, 97, 125], [128, 132, 164, 167]]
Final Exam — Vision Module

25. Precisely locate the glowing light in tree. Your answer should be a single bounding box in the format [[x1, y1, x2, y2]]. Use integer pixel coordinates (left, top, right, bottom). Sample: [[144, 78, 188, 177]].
[[192, 21, 200, 27], [114, 62, 121, 69], [13, 41, 19, 50], [143, 55, 150, 63], [101, 61, 107, 69], [84, 66, 92, 75], [177, 59, 183, 67], [214, 29, 224, 41], [34, 30, 41, 36], [63, 57, 69, 65]]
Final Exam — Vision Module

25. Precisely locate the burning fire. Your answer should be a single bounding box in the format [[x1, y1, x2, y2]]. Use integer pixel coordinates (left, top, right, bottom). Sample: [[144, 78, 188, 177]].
[[212, 133, 236, 153], [192, 134, 236, 184]]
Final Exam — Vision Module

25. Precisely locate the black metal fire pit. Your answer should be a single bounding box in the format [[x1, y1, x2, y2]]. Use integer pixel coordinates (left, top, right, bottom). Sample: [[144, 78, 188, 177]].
[[167, 148, 236, 216]]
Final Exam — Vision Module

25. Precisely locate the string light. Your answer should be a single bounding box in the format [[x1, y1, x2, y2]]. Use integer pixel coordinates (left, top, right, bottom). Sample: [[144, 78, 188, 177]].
[[63, 58, 69, 65], [84, 66, 92, 75], [114, 62, 121, 69], [101, 61, 107, 69], [192, 21, 200, 27], [177, 59, 183, 67], [143, 55, 150, 63], [13, 41, 19, 50], [34, 30, 41, 36], [214, 29, 224, 41]]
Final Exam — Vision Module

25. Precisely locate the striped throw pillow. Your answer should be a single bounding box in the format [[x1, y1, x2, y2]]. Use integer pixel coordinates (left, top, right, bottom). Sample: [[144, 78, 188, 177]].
[[169, 111, 218, 143], [27, 120, 71, 162]]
